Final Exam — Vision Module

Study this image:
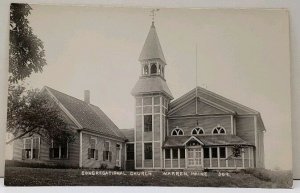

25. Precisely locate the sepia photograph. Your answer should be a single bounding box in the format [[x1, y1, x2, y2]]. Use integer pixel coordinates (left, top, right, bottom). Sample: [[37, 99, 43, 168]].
[[4, 3, 293, 188]]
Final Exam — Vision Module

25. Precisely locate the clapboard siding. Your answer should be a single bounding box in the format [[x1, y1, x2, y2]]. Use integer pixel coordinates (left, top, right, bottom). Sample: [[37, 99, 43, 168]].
[[235, 116, 255, 145], [168, 116, 232, 136], [81, 132, 125, 169]]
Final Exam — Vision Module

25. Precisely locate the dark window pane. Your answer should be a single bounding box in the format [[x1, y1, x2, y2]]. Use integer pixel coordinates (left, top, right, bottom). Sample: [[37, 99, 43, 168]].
[[165, 149, 170, 159], [204, 148, 210, 158], [173, 149, 178, 159], [192, 129, 197, 134], [150, 63, 157, 74], [220, 147, 226, 158], [178, 130, 183, 135], [199, 129, 204, 134], [53, 148, 59, 158], [171, 130, 177, 136], [220, 129, 225, 134], [213, 129, 218, 134], [180, 148, 185, 158], [144, 143, 152, 159], [144, 115, 152, 132], [212, 147, 218, 158], [127, 144, 134, 160]]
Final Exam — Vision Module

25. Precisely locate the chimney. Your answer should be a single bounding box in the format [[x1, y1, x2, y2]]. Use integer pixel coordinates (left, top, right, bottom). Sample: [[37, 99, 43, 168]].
[[84, 90, 90, 104]]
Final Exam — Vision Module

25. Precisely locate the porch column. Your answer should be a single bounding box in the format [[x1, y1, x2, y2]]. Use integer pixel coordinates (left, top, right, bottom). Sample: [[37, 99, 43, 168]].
[[185, 148, 188, 169], [242, 148, 245, 168], [201, 147, 204, 167], [163, 149, 165, 168], [225, 147, 228, 167], [248, 147, 251, 167]]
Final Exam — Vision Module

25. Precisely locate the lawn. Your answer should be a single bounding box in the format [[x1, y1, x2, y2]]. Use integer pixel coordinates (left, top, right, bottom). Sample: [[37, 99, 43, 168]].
[[4, 166, 292, 188]]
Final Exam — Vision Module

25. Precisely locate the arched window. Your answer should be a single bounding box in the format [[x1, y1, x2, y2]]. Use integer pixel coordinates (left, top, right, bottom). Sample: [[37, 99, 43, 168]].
[[171, 127, 184, 136], [150, 63, 157, 74], [212, 125, 226, 135], [191, 127, 205, 135], [143, 65, 149, 75]]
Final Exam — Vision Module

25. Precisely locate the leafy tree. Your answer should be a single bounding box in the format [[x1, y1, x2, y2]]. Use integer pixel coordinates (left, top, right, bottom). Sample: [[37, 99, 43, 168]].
[[6, 84, 75, 144], [226, 145, 244, 169], [7, 4, 74, 144], [9, 3, 46, 83]]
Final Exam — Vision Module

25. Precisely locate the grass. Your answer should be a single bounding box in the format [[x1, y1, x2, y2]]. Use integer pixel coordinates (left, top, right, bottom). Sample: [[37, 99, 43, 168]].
[[4, 166, 293, 188]]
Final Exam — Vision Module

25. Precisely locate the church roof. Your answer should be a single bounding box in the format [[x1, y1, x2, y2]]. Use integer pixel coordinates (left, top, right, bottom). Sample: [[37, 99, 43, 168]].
[[43, 86, 126, 140], [131, 76, 173, 99], [163, 135, 252, 148], [139, 22, 166, 64]]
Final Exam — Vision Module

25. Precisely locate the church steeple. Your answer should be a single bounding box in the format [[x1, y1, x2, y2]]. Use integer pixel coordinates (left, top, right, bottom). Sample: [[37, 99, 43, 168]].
[[132, 21, 173, 99], [139, 22, 166, 64]]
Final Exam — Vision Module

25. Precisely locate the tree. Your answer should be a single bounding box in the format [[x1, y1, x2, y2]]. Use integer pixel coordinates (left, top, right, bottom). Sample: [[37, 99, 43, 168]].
[[6, 84, 75, 144], [226, 145, 244, 169], [9, 3, 46, 83], [7, 4, 74, 144]]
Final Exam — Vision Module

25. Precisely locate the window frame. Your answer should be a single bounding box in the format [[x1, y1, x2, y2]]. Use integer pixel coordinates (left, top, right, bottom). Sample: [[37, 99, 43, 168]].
[[144, 143, 153, 160], [50, 139, 68, 159], [171, 127, 184, 136], [23, 137, 40, 160], [191, 127, 205, 135], [212, 125, 226, 135], [144, 115, 152, 132], [89, 137, 97, 159], [150, 63, 157, 74]]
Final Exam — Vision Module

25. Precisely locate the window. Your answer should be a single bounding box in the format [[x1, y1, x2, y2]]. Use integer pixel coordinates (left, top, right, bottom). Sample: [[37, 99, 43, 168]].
[[180, 148, 185, 158], [171, 128, 184, 136], [144, 143, 152, 159], [212, 147, 218, 158], [150, 63, 157, 74], [22, 137, 40, 160], [144, 115, 152, 132], [143, 65, 149, 75], [165, 149, 171, 159], [88, 138, 98, 160], [158, 65, 161, 74], [173, 148, 178, 159], [204, 148, 210, 158], [212, 125, 226, 135], [126, 144, 134, 160], [191, 127, 205, 135], [103, 141, 111, 161], [24, 137, 40, 159], [220, 147, 226, 158], [50, 140, 68, 159]]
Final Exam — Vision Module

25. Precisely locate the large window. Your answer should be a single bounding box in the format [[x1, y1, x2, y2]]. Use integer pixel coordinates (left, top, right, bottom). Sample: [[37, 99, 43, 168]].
[[204, 147, 210, 158], [171, 128, 184, 136], [103, 141, 111, 161], [22, 137, 40, 160], [144, 115, 152, 132], [144, 143, 152, 159], [173, 148, 178, 159], [212, 125, 226, 135], [219, 147, 226, 158], [212, 147, 218, 158], [165, 149, 171, 159], [180, 148, 185, 158], [88, 138, 98, 160], [50, 140, 68, 159]]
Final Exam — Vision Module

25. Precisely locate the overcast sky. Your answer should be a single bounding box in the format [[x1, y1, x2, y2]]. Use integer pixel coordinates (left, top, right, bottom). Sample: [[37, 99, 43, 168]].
[[24, 5, 291, 170]]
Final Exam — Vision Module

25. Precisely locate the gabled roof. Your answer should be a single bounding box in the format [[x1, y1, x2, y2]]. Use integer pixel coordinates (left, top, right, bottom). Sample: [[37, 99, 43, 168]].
[[43, 86, 126, 140], [170, 87, 259, 115], [139, 22, 166, 64], [163, 135, 252, 148], [131, 76, 173, 99]]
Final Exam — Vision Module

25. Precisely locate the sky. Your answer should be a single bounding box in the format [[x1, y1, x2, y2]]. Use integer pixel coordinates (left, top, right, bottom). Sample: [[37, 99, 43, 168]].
[[23, 5, 291, 170]]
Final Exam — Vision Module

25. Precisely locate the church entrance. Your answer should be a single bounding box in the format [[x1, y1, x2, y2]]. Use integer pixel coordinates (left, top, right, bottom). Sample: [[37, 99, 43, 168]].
[[187, 147, 202, 167], [185, 138, 203, 168]]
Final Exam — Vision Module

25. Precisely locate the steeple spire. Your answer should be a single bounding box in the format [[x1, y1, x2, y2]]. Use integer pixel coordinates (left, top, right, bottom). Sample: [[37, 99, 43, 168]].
[[139, 17, 166, 64]]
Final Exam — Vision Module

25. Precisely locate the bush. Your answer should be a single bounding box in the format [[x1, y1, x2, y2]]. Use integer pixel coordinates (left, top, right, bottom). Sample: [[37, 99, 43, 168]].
[[99, 163, 108, 170]]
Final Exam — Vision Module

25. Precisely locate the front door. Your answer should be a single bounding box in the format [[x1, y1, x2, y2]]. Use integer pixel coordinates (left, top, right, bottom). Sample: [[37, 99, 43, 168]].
[[187, 148, 202, 167]]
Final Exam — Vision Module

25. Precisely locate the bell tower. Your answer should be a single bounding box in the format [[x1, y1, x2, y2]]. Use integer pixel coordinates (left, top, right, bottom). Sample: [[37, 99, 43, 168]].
[[131, 20, 173, 169]]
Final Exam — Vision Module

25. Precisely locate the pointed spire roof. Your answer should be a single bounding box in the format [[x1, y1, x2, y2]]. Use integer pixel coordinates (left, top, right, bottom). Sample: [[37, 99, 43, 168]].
[[139, 22, 166, 64]]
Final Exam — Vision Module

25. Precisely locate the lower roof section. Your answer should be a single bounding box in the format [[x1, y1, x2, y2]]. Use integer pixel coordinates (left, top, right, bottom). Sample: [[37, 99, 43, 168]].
[[163, 135, 252, 148]]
